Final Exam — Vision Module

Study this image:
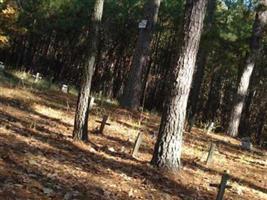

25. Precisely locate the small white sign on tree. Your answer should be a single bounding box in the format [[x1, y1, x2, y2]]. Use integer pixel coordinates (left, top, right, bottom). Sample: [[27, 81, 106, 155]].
[[138, 19, 148, 29]]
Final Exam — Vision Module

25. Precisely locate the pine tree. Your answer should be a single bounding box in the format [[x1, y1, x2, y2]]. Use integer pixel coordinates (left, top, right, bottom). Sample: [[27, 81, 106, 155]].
[[119, 0, 161, 110], [227, 0, 267, 137], [151, 0, 208, 170], [73, 0, 104, 141]]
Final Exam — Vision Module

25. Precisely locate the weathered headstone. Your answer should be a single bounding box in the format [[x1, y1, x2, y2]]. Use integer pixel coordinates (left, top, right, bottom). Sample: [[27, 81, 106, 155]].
[[98, 90, 104, 105], [62, 84, 68, 93], [0, 61, 5, 70], [206, 142, 216, 164], [132, 132, 143, 158], [89, 96, 95, 110], [95, 115, 110, 134], [206, 122, 214, 134], [241, 137, 253, 150]]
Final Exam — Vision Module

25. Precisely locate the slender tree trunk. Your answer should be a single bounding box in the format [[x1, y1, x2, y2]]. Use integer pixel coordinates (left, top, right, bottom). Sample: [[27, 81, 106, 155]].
[[73, 0, 104, 141], [188, 0, 216, 123], [119, 0, 161, 110], [227, 1, 267, 137], [151, 0, 208, 170]]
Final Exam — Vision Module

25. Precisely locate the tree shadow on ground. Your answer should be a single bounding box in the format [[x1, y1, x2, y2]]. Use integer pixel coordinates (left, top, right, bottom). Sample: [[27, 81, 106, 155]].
[[183, 158, 267, 194], [188, 130, 266, 158], [0, 110, 215, 199], [100, 134, 154, 155], [1, 89, 265, 199]]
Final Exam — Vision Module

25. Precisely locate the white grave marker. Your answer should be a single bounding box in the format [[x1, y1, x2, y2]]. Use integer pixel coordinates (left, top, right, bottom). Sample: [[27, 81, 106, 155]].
[[62, 84, 68, 93], [0, 61, 5, 70], [33, 72, 42, 83], [206, 122, 214, 134]]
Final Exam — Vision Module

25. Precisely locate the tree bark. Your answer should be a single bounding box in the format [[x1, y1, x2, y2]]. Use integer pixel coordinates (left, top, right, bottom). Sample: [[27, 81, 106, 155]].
[[73, 0, 104, 141], [151, 0, 208, 170], [119, 0, 161, 110], [227, 1, 267, 137]]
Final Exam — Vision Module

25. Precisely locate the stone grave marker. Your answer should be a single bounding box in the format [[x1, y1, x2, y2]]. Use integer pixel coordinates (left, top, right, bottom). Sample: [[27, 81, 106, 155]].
[[206, 122, 215, 134], [0, 61, 5, 70], [89, 96, 95, 110], [206, 142, 216, 164], [132, 132, 143, 158], [241, 137, 253, 150], [62, 84, 69, 93]]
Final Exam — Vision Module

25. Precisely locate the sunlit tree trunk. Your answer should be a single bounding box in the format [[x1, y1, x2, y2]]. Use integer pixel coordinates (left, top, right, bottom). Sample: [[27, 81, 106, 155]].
[[227, 1, 267, 137], [119, 0, 161, 110], [73, 0, 104, 141], [151, 0, 208, 170]]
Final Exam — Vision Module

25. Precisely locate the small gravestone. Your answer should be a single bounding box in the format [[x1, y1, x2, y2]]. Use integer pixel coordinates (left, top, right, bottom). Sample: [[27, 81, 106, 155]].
[[132, 132, 143, 158], [89, 96, 95, 110], [206, 142, 216, 164], [241, 137, 253, 150], [98, 90, 104, 105], [62, 84, 68, 93], [33, 72, 42, 83], [138, 19, 148, 29], [206, 122, 215, 134], [0, 61, 5, 70], [95, 115, 110, 134]]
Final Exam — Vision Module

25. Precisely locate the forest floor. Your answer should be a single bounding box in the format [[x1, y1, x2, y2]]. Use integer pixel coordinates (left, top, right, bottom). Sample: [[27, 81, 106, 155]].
[[0, 71, 267, 200]]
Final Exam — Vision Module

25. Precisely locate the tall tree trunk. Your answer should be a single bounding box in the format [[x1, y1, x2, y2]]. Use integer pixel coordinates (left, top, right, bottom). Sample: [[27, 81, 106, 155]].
[[73, 0, 104, 141], [188, 0, 216, 123], [151, 0, 208, 170], [119, 0, 161, 110], [227, 1, 267, 137]]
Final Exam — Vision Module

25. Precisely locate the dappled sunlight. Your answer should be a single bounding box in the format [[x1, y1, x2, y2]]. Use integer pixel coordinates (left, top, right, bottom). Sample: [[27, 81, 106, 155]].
[[0, 84, 266, 199], [33, 104, 68, 122]]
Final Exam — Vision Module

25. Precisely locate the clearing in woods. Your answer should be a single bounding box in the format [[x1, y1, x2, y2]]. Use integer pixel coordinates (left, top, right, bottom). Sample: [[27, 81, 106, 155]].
[[0, 77, 266, 200]]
